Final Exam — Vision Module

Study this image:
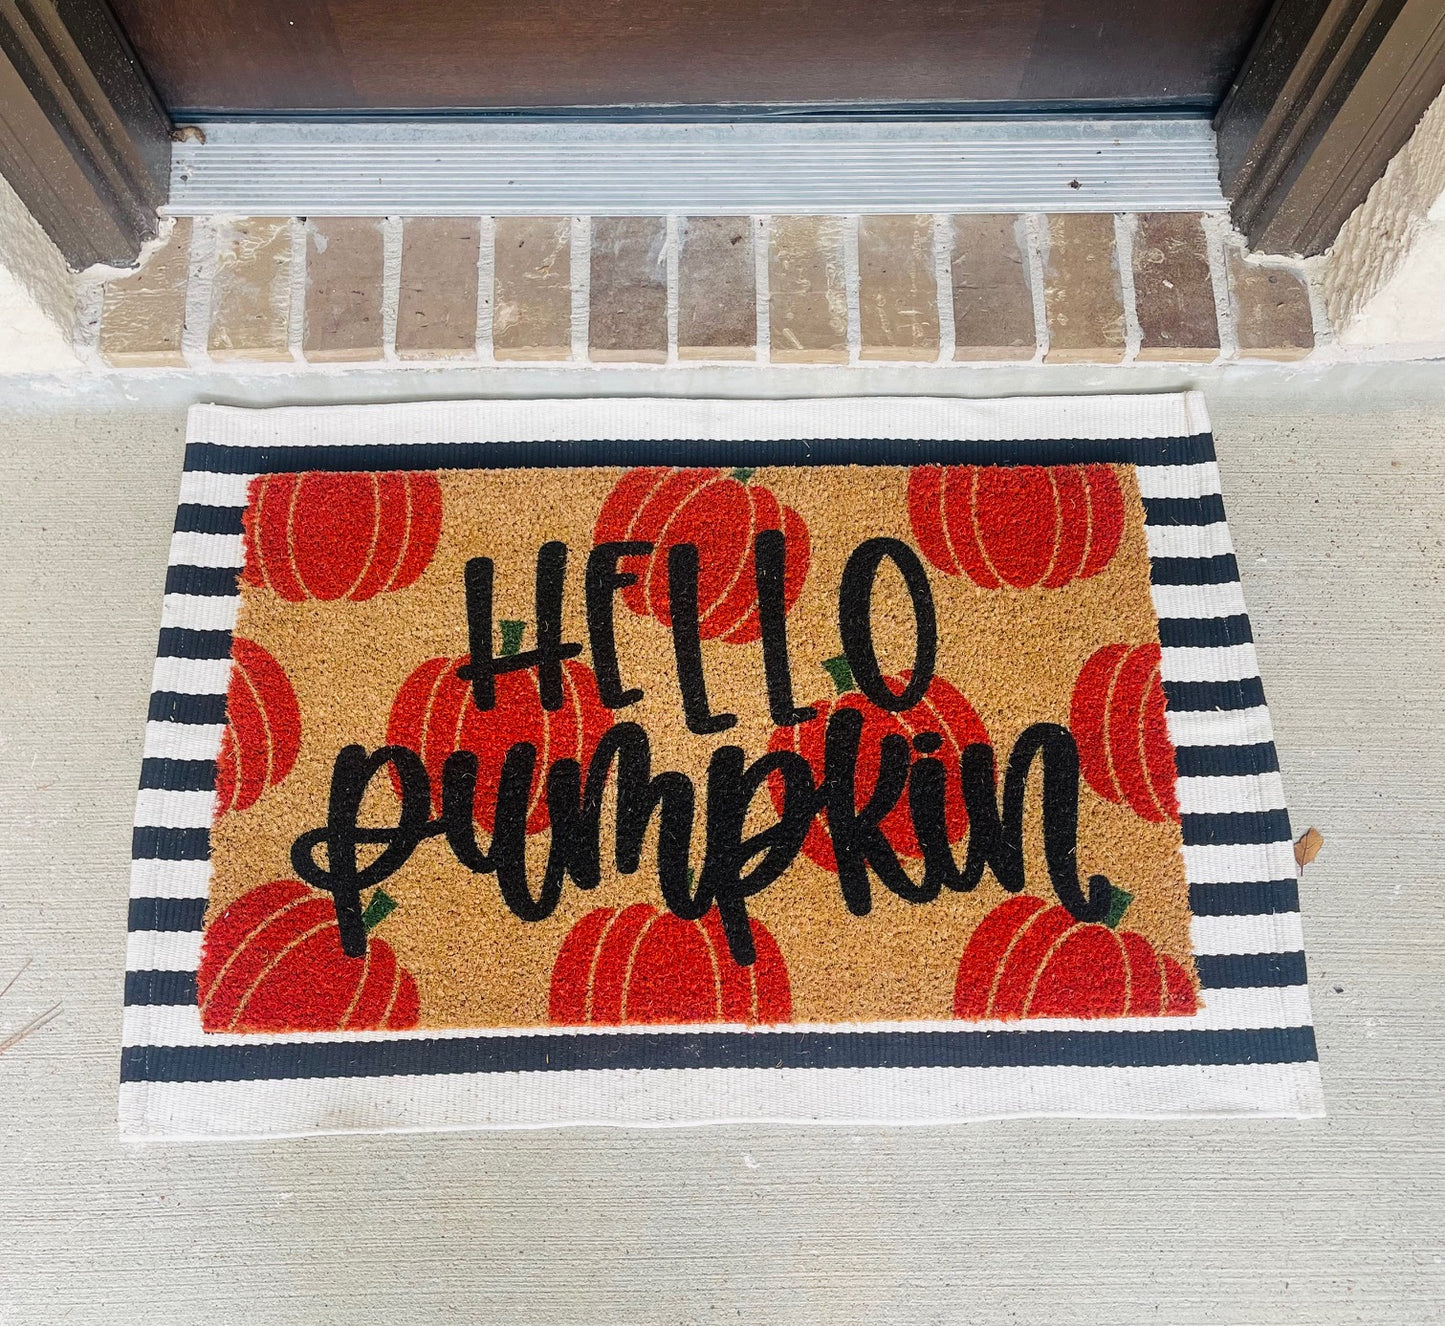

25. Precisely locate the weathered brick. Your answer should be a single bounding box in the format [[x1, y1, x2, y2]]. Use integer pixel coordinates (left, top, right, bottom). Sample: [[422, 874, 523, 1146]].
[[302, 218, 384, 363], [1042, 213, 1125, 364], [589, 216, 667, 363], [1228, 251, 1315, 360], [208, 218, 293, 362], [99, 217, 192, 366], [950, 214, 1036, 361], [857, 215, 938, 361], [493, 217, 572, 361], [397, 218, 479, 360], [677, 216, 755, 360], [1133, 213, 1219, 362], [768, 215, 847, 364]]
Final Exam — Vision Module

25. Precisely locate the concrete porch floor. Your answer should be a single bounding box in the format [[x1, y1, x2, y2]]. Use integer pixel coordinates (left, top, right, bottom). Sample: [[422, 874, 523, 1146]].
[[0, 361, 1441, 1324]]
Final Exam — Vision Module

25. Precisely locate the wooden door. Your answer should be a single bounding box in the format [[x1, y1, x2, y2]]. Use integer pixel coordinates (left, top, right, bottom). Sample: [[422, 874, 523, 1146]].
[[110, 1, 1274, 115]]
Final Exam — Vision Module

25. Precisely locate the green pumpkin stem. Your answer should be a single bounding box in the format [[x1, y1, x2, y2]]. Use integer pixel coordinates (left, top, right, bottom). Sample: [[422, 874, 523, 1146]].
[[730, 467, 755, 483], [1102, 884, 1134, 930], [821, 653, 855, 696], [498, 619, 527, 657], [361, 888, 398, 933]]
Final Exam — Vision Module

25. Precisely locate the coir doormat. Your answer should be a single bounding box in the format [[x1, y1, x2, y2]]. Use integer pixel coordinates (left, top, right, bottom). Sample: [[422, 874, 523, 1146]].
[[122, 394, 1322, 1137]]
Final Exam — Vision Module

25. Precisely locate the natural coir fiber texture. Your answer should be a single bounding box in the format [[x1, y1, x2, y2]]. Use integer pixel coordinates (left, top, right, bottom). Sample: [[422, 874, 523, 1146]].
[[201, 460, 1197, 1033]]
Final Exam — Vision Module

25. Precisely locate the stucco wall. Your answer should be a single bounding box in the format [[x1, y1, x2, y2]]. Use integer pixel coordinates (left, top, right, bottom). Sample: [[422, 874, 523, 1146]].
[[1321, 84, 1445, 347], [0, 173, 80, 370]]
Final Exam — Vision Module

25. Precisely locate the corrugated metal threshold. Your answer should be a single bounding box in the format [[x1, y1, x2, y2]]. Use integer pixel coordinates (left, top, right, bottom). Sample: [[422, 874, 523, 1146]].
[[166, 118, 1224, 216]]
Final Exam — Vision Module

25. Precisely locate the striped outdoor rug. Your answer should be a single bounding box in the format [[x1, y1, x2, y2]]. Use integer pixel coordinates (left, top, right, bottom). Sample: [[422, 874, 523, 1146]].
[[121, 395, 1321, 1137]]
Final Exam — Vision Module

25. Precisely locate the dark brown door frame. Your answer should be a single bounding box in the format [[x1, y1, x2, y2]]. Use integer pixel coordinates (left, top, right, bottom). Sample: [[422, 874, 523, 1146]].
[[0, 0, 169, 269], [1216, 0, 1445, 256], [2, 0, 1442, 268]]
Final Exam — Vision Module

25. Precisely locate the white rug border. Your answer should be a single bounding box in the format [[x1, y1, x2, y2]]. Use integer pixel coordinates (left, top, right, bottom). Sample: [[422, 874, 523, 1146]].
[[188, 392, 1213, 449], [123, 1063, 1324, 1142]]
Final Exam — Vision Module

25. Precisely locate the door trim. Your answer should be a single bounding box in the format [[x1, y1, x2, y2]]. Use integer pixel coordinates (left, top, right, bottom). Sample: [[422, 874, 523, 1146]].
[[0, 0, 170, 268], [1216, 0, 1445, 255]]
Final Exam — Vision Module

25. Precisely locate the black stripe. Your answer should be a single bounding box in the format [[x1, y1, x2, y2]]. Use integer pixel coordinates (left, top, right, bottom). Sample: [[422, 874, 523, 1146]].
[[1173, 743, 1280, 778], [181, 433, 1217, 477], [1150, 554, 1240, 586], [148, 692, 227, 724], [172, 502, 244, 534], [1141, 494, 1226, 526], [117, 1023, 1316, 1083], [165, 564, 241, 597], [125, 969, 198, 1006], [1189, 879, 1300, 917], [1163, 677, 1266, 711], [174, 503, 245, 535], [139, 758, 215, 792], [1181, 809, 1293, 847], [128, 897, 208, 931], [1195, 951, 1307, 989], [132, 826, 210, 861], [1157, 614, 1253, 648], [157, 627, 233, 660]]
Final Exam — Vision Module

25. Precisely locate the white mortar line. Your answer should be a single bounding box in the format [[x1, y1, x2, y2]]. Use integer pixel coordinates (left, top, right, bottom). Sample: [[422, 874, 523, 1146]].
[[754, 215, 771, 364], [476, 215, 496, 364], [72, 273, 105, 368], [380, 215, 402, 362], [1202, 211, 1239, 362], [181, 215, 218, 368], [1115, 212, 1143, 363], [931, 212, 955, 365], [843, 213, 862, 366], [665, 213, 680, 366], [569, 215, 591, 364], [1300, 253, 1336, 350], [286, 217, 306, 364], [1023, 212, 1049, 364]]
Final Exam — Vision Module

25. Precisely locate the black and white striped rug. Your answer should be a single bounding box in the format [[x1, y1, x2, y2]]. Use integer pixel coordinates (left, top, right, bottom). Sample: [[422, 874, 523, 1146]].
[[121, 395, 1322, 1137]]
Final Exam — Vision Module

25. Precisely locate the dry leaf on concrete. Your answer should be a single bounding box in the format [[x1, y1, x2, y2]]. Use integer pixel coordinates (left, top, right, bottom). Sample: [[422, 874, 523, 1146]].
[[1294, 826, 1324, 869]]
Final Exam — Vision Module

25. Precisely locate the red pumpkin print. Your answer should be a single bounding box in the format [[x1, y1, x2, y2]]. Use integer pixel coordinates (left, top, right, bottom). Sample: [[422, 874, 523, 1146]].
[[592, 466, 809, 644], [1070, 642, 1179, 823], [387, 648, 612, 834], [197, 879, 420, 1033], [243, 470, 442, 602], [953, 892, 1197, 1020], [214, 637, 301, 815], [769, 656, 989, 870], [549, 903, 792, 1025], [908, 463, 1123, 589]]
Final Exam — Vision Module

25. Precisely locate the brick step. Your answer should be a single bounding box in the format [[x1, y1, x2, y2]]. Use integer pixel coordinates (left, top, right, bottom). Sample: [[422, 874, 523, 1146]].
[[96, 213, 1316, 368]]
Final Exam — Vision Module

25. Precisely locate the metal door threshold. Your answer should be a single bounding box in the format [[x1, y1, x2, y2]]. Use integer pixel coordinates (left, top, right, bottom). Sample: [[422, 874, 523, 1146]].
[[166, 118, 1224, 216]]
